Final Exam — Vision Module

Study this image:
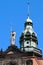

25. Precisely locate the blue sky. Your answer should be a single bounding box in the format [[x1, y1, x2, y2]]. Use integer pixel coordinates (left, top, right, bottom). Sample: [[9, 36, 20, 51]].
[[0, 0, 43, 53]]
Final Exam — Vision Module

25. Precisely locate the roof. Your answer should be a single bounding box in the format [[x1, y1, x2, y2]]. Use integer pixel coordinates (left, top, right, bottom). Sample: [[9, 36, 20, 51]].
[[33, 57, 43, 65], [26, 17, 32, 23], [0, 45, 43, 65]]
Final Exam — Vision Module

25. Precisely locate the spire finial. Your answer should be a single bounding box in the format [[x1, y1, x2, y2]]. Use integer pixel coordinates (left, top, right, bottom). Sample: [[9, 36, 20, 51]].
[[27, 0, 30, 18], [10, 22, 13, 32]]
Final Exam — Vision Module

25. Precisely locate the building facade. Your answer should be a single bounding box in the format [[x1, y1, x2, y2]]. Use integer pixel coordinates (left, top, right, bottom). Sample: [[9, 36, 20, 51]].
[[0, 2, 43, 65]]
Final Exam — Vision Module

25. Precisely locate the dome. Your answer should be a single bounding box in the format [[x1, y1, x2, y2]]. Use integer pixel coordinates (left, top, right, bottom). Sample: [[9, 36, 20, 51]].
[[26, 17, 32, 23]]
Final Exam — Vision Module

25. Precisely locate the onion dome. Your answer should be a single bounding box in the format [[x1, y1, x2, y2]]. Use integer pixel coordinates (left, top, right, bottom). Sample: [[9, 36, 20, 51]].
[[26, 17, 32, 23], [19, 1, 42, 57], [24, 17, 33, 28], [20, 16, 38, 50]]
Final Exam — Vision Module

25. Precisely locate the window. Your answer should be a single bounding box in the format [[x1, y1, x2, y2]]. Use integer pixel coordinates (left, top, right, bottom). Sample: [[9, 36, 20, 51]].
[[27, 41, 29, 44], [26, 46, 29, 48], [6, 61, 18, 65], [26, 60, 33, 65], [12, 34, 14, 36]]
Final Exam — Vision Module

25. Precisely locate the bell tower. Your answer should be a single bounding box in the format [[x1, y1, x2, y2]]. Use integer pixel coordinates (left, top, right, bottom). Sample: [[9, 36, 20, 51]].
[[19, 1, 42, 57], [20, 16, 38, 51]]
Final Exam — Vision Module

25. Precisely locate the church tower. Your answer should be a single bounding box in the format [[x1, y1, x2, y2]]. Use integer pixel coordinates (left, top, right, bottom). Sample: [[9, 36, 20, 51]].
[[0, 1, 43, 65], [20, 2, 42, 57], [20, 16, 38, 51]]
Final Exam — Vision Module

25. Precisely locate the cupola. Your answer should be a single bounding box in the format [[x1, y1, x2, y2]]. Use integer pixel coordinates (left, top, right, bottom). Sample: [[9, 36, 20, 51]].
[[19, 2, 42, 57]]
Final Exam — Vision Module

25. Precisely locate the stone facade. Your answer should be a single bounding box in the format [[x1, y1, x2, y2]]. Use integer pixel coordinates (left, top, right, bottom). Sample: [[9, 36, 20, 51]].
[[0, 45, 43, 65]]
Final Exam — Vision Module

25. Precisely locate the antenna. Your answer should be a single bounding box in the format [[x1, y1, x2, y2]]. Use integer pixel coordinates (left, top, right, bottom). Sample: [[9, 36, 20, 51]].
[[27, 0, 30, 18]]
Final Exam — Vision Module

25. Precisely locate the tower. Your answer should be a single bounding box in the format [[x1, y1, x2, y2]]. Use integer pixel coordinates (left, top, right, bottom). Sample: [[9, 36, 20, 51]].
[[20, 16, 38, 50], [0, 1, 43, 65], [20, 2, 42, 57], [10, 31, 16, 45]]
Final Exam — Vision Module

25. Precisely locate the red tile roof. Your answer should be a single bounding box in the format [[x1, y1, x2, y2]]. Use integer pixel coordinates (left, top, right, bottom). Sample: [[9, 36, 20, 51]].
[[33, 57, 43, 65]]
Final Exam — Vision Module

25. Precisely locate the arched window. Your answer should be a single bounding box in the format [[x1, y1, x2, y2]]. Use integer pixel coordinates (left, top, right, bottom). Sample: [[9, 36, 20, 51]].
[[26, 60, 33, 65], [10, 61, 18, 65], [6, 61, 18, 65]]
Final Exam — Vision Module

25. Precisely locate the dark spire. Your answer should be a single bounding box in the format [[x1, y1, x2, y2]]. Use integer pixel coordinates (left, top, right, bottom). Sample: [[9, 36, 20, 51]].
[[10, 22, 13, 32], [27, 0, 30, 18]]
